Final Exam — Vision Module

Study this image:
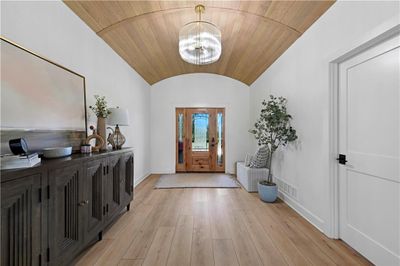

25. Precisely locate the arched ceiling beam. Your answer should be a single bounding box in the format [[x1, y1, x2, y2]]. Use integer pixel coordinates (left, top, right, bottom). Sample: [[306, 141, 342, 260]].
[[97, 6, 301, 37]]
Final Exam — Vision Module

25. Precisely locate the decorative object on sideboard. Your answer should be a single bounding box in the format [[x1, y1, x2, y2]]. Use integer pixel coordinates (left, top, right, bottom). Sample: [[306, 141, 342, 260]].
[[85, 125, 104, 152], [42, 147, 72, 159], [250, 95, 298, 203], [80, 144, 92, 154], [9, 138, 29, 155], [107, 127, 114, 148], [107, 107, 129, 150], [0, 152, 41, 170], [89, 95, 111, 151]]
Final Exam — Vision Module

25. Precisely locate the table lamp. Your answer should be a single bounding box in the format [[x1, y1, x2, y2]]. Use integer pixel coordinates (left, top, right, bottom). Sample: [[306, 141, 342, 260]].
[[107, 107, 129, 150]]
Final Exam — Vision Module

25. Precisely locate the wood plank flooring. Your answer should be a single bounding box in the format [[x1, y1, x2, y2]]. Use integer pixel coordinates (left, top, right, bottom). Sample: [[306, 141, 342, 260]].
[[75, 174, 372, 266]]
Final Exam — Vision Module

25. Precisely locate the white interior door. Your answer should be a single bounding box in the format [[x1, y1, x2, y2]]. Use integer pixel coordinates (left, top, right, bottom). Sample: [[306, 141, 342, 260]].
[[338, 34, 400, 265]]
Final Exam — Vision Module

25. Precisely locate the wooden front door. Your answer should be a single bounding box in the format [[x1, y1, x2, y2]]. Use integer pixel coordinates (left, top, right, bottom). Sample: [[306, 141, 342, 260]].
[[176, 108, 225, 172]]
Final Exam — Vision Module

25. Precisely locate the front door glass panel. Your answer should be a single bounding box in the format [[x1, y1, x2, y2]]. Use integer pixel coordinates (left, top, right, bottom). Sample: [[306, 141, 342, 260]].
[[192, 113, 209, 152], [217, 112, 223, 166], [178, 113, 184, 164]]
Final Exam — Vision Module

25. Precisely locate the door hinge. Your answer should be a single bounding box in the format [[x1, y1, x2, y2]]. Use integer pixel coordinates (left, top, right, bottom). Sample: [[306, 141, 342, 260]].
[[336, 154, 348, 165], [38, 188, 42, 203], [46, 247, 50, 262]]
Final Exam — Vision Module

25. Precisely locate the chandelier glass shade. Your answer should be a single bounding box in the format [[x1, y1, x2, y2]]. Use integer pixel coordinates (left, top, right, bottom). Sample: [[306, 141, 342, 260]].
[[179, 5, 222, 65]]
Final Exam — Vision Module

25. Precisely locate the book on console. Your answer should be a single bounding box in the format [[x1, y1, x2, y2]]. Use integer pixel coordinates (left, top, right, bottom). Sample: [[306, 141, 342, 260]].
[[0, 153, 41, 170]]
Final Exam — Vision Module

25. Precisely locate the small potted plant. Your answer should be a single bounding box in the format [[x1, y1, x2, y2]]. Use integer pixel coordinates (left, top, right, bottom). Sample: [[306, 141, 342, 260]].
[[89, 95, 111, 151], [250, 95, 298, 202]]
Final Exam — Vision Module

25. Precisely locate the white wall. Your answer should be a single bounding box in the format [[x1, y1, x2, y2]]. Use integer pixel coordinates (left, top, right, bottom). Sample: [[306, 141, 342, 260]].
[[1, 1, 151, 183], [250, 1, 400, 235], [151, 74, 251, 174]]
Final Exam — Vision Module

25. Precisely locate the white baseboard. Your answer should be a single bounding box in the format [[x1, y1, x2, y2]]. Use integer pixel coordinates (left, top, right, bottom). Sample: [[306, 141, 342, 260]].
[[134, 172, 151, 187], [151, 171, 175, 174], [278, 189, 325, 234]]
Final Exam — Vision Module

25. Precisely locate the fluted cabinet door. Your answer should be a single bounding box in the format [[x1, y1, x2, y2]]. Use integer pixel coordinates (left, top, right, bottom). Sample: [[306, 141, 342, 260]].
[[1, 173, 42, 266], [83, 159, 104, 242], [105, 155, 122, 221], [48, 164, 84, 265], [121, 153, 134, 206]]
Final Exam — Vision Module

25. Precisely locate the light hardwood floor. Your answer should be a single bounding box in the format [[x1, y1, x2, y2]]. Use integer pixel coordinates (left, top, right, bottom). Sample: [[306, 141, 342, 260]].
[[75, 174, 371, 266]]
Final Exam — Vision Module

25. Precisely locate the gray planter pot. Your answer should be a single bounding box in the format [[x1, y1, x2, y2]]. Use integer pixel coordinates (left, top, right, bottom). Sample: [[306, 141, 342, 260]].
[[258, 182, 278, 203]]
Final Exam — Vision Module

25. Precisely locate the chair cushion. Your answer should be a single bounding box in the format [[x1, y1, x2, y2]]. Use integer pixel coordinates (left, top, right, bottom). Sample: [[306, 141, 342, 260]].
[[249, 146, 269, 168]]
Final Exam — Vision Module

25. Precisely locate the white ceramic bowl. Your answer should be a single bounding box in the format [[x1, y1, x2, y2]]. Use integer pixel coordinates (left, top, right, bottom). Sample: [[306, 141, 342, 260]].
[[42, 147, 72, 158]]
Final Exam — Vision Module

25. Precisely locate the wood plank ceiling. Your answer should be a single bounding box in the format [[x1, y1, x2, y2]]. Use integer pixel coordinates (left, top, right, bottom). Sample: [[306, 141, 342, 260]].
[[64, 1, 334, 85]]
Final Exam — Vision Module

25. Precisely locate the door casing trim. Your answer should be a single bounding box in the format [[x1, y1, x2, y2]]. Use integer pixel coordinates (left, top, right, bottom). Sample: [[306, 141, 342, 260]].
[[327, 21, 400, 239]]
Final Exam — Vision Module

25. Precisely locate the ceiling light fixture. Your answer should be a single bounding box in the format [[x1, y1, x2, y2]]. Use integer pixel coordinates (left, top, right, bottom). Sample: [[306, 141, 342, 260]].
[[179, 5, 222, 65]]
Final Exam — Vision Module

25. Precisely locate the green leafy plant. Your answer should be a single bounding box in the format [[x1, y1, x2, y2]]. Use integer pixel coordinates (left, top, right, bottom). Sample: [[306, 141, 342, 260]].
[[250, 95, 298, 184], [89, 95, 111, 118]]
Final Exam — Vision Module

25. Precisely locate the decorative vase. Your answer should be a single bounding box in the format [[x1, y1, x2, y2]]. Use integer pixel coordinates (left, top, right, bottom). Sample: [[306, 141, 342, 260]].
[[96, 117, 107, 151], [258, 182, 278, 203]]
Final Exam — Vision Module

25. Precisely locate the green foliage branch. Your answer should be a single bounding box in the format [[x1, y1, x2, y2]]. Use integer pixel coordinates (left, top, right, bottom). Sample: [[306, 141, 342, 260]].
[[89, 95, 111, 118]]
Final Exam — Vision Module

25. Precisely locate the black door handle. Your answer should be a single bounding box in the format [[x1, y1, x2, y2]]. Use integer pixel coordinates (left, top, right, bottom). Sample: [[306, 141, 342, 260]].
[[337, 154, 347, 165]]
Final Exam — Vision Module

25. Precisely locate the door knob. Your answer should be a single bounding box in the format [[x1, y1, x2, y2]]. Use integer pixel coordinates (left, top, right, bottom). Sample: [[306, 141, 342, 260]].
[[336, 154, 347, 165]]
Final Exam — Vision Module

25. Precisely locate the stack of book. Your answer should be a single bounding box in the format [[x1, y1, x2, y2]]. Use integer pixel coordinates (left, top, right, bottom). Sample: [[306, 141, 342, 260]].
[[0, 153, 41, 170]]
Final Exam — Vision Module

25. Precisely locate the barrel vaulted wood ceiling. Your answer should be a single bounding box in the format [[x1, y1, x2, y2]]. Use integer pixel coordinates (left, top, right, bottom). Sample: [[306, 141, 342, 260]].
[[64, 1, 334, 85]]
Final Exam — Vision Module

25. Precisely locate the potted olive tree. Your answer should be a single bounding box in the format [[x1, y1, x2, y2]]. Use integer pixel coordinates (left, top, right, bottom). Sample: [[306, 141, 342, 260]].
[[250, 95, 298, 202]]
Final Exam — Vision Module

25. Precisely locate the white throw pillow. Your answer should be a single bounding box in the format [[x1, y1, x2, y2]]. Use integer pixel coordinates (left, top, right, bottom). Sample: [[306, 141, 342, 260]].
[[245, 154, 254, 167], [249, 146, 269, 168]]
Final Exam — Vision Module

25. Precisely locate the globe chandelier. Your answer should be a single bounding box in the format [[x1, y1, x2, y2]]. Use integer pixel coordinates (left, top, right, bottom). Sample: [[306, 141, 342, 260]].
[[179, 4, 222, 65]]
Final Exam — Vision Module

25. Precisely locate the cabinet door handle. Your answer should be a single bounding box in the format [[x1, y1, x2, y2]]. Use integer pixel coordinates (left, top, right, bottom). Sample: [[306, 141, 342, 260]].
[[103, 166, 106, 175], [106, 204, 109, 213], [78, 200, 89, 206], [103, 206, 106, 216]]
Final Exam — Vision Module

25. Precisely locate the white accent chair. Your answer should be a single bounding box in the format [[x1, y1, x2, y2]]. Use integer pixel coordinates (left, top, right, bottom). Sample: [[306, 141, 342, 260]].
[[236, 162, 269, 192]]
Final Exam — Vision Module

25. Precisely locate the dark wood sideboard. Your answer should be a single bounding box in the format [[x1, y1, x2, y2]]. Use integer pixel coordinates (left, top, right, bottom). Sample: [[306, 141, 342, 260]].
[[1, 148, 134, 266]]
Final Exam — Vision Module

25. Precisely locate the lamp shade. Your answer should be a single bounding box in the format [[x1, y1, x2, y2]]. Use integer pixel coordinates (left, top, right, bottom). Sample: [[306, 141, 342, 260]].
[[107, 107, 129, 126]]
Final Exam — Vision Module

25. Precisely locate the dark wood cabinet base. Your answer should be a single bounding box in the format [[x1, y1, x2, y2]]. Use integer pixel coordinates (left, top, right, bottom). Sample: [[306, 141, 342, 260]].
[[1, 148, 134, 266]]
